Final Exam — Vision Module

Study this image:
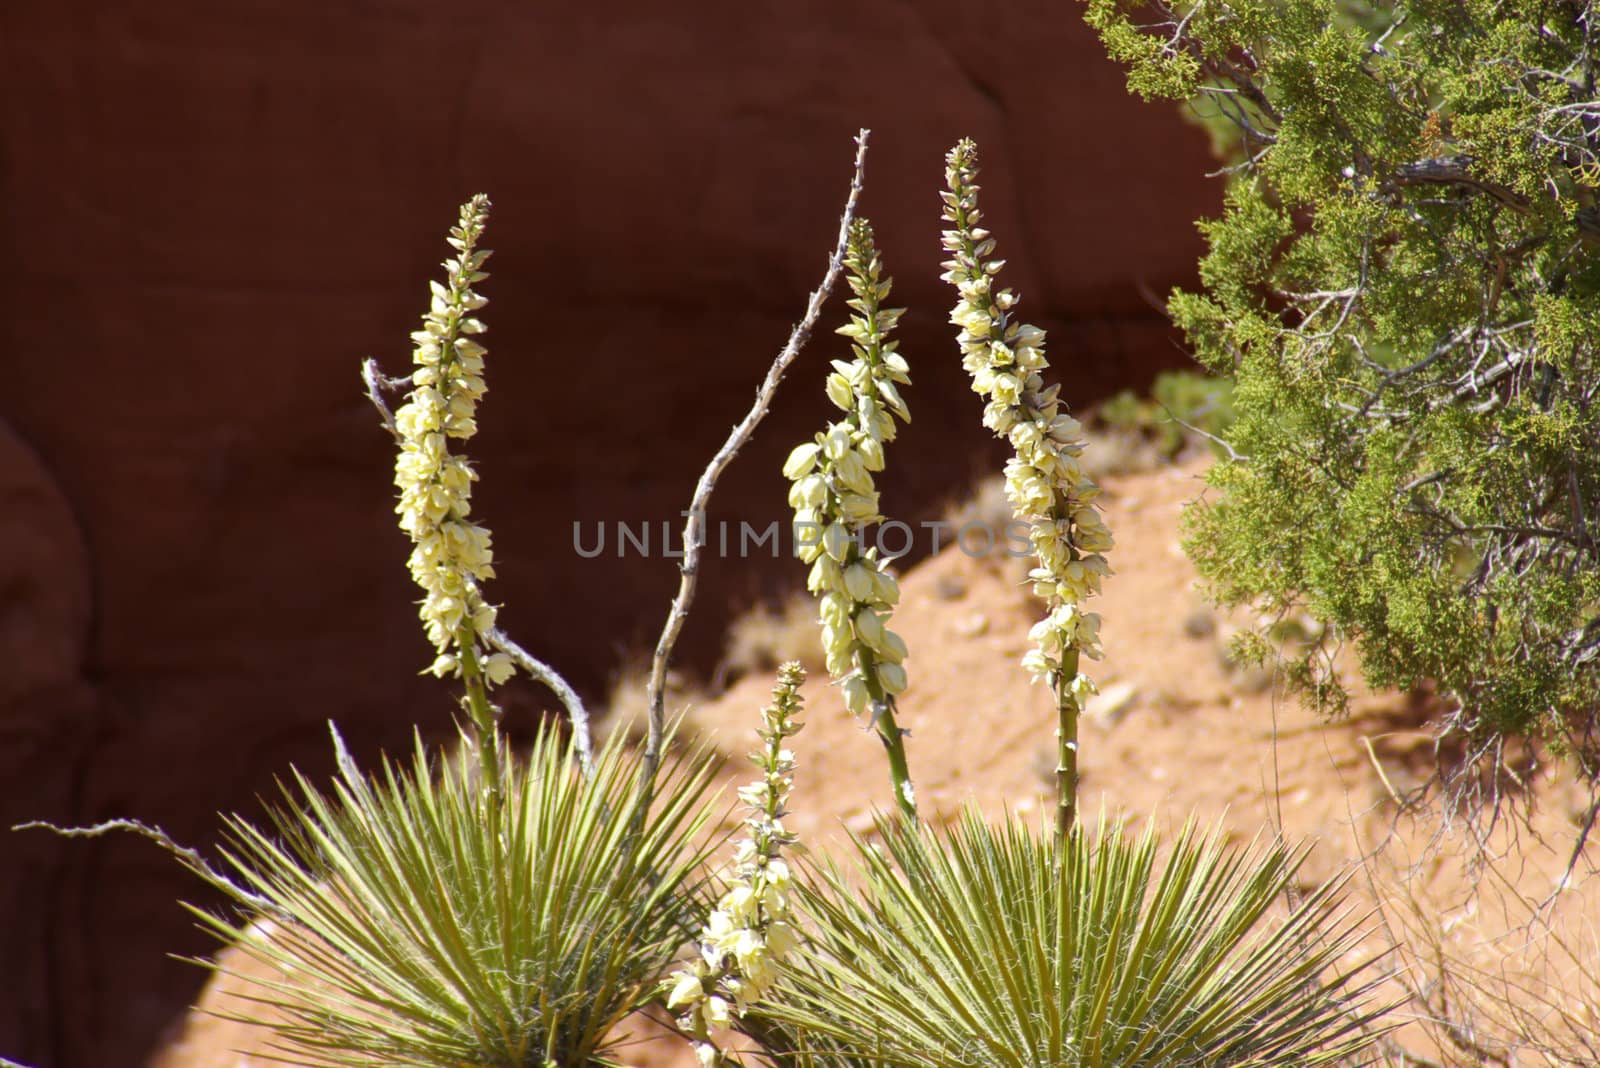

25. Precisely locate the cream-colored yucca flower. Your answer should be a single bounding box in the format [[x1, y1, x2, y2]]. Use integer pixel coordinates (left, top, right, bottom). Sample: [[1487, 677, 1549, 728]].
[[392, 194, 514, 688], [940, 140, 1110, 698], [782, 219, 912, 718], [667, 664, 806, 1067], [782, 219, 918, 820]]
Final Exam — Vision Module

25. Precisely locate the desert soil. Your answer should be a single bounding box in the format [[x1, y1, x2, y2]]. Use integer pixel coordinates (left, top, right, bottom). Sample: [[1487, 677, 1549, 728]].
[[153, 457, 1598, 1068]]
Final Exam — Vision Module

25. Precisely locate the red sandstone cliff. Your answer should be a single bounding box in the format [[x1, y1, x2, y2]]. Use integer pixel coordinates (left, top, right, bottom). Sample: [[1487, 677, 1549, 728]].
[[0, 3, 1219, 1064]]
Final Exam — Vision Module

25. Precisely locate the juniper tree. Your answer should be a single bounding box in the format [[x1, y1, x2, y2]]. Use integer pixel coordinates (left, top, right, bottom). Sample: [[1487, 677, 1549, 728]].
[[1084, 0, 1600, 804]]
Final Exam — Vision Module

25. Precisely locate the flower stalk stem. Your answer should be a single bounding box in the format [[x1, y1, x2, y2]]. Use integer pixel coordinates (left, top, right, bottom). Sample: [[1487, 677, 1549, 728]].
[[638, 130, 870, 813], [940, 140, 1110, 849], [783, 214, 916, 823], [860, 654, 916, 824], [456, 633, 504, 820], [385, 195, 523, 815], [875, 705, 917, 825], [666, 665, 806, 1068], [1055, 645, 1081, 840]]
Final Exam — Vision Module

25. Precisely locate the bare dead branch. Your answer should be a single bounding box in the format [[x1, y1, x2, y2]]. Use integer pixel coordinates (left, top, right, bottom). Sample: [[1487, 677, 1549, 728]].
[[14, 818, 283, 919], [361, 357, 407, 444], [486, 626, 593, 777], [638, 129, 871, 798]]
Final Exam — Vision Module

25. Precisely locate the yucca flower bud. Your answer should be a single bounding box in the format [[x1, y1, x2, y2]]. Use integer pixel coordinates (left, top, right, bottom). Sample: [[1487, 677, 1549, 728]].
[[783, 221, 911, 714], [941, 140, 1111, 697], [666, 664, 807, 1066], [391, 196, 514, 691]]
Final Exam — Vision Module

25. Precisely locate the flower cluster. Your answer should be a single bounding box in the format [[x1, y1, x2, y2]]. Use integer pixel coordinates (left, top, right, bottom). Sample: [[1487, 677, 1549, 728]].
[[782, 219, 912, 717], [667, 663, 806, 1068], [392, 194, 514, 687], [940, 141, 1111, 698]]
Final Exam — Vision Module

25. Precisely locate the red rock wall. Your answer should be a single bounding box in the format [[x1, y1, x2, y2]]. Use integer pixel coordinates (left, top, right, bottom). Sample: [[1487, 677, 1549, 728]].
[[0, 2, 1220, 1065]]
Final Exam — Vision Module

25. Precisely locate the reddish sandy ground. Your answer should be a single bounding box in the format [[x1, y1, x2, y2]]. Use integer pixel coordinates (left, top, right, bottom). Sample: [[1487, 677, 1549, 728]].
[[153, 458, 1598, 1068]]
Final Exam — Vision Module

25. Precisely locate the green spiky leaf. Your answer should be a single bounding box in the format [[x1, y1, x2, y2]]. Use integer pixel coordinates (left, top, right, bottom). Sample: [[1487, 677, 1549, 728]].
[[754, 809, 1396, 1068], [178, 724, 723, 1068]]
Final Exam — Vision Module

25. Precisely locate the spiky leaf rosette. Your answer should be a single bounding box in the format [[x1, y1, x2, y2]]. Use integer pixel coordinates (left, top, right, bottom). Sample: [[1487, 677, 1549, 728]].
[[179, 725, 722, 1068], [754, 810, 1395, 1068]]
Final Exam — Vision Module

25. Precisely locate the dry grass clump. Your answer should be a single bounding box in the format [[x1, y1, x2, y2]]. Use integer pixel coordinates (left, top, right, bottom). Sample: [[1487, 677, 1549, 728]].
[[939, 475, 1014, 542], [717, 595, 827, 688], [1076, 419, 1174, 478], [599, 657, 716, 750], [1367, 837, 1600, 1068], [938, 475, 1030, 588]]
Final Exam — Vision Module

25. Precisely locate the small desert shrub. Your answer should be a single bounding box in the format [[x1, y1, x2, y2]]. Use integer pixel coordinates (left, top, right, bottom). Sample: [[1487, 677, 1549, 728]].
[[599, 657, 714, 746], [939, 474, 1035, 585], [939, 472, 1014, 540], [719, 595, 827, 686], [1095, 370, 1236, 465]]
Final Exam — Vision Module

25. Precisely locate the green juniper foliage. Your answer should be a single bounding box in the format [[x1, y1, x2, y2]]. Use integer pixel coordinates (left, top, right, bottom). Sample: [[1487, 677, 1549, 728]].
[[1099, 371, 1237, 459], [1085, 0, 1600, 788]]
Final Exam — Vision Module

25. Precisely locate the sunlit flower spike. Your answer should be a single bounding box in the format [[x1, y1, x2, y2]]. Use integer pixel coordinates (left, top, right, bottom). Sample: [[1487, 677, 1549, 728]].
[[941, 140, 1112, 835], [392, 194, 516, 693], [782, 218, 918, 822], [667, 663, 807, 1068]]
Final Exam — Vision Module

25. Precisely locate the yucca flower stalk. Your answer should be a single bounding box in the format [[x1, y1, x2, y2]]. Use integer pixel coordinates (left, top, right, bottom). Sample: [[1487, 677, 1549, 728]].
[[940, 141, 1112, 837], [391, 194, 515, 796], [166, 196, 733, 1068], [782, 219, 917, 822], [667, 663, 806, 1067]]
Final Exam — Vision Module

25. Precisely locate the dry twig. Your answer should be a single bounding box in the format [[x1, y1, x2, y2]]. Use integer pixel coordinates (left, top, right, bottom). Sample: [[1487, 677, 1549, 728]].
[[637, 129, 871, 797]]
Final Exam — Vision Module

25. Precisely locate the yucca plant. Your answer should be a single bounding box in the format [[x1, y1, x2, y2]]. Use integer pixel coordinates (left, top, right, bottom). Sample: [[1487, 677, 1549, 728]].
[[162, 167, 884, 1067], [159, 191, 734, 1068], [180, 722, 723, 1068], [713, 140, 1396, 1068], [756, 809, 1394, 1068]]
